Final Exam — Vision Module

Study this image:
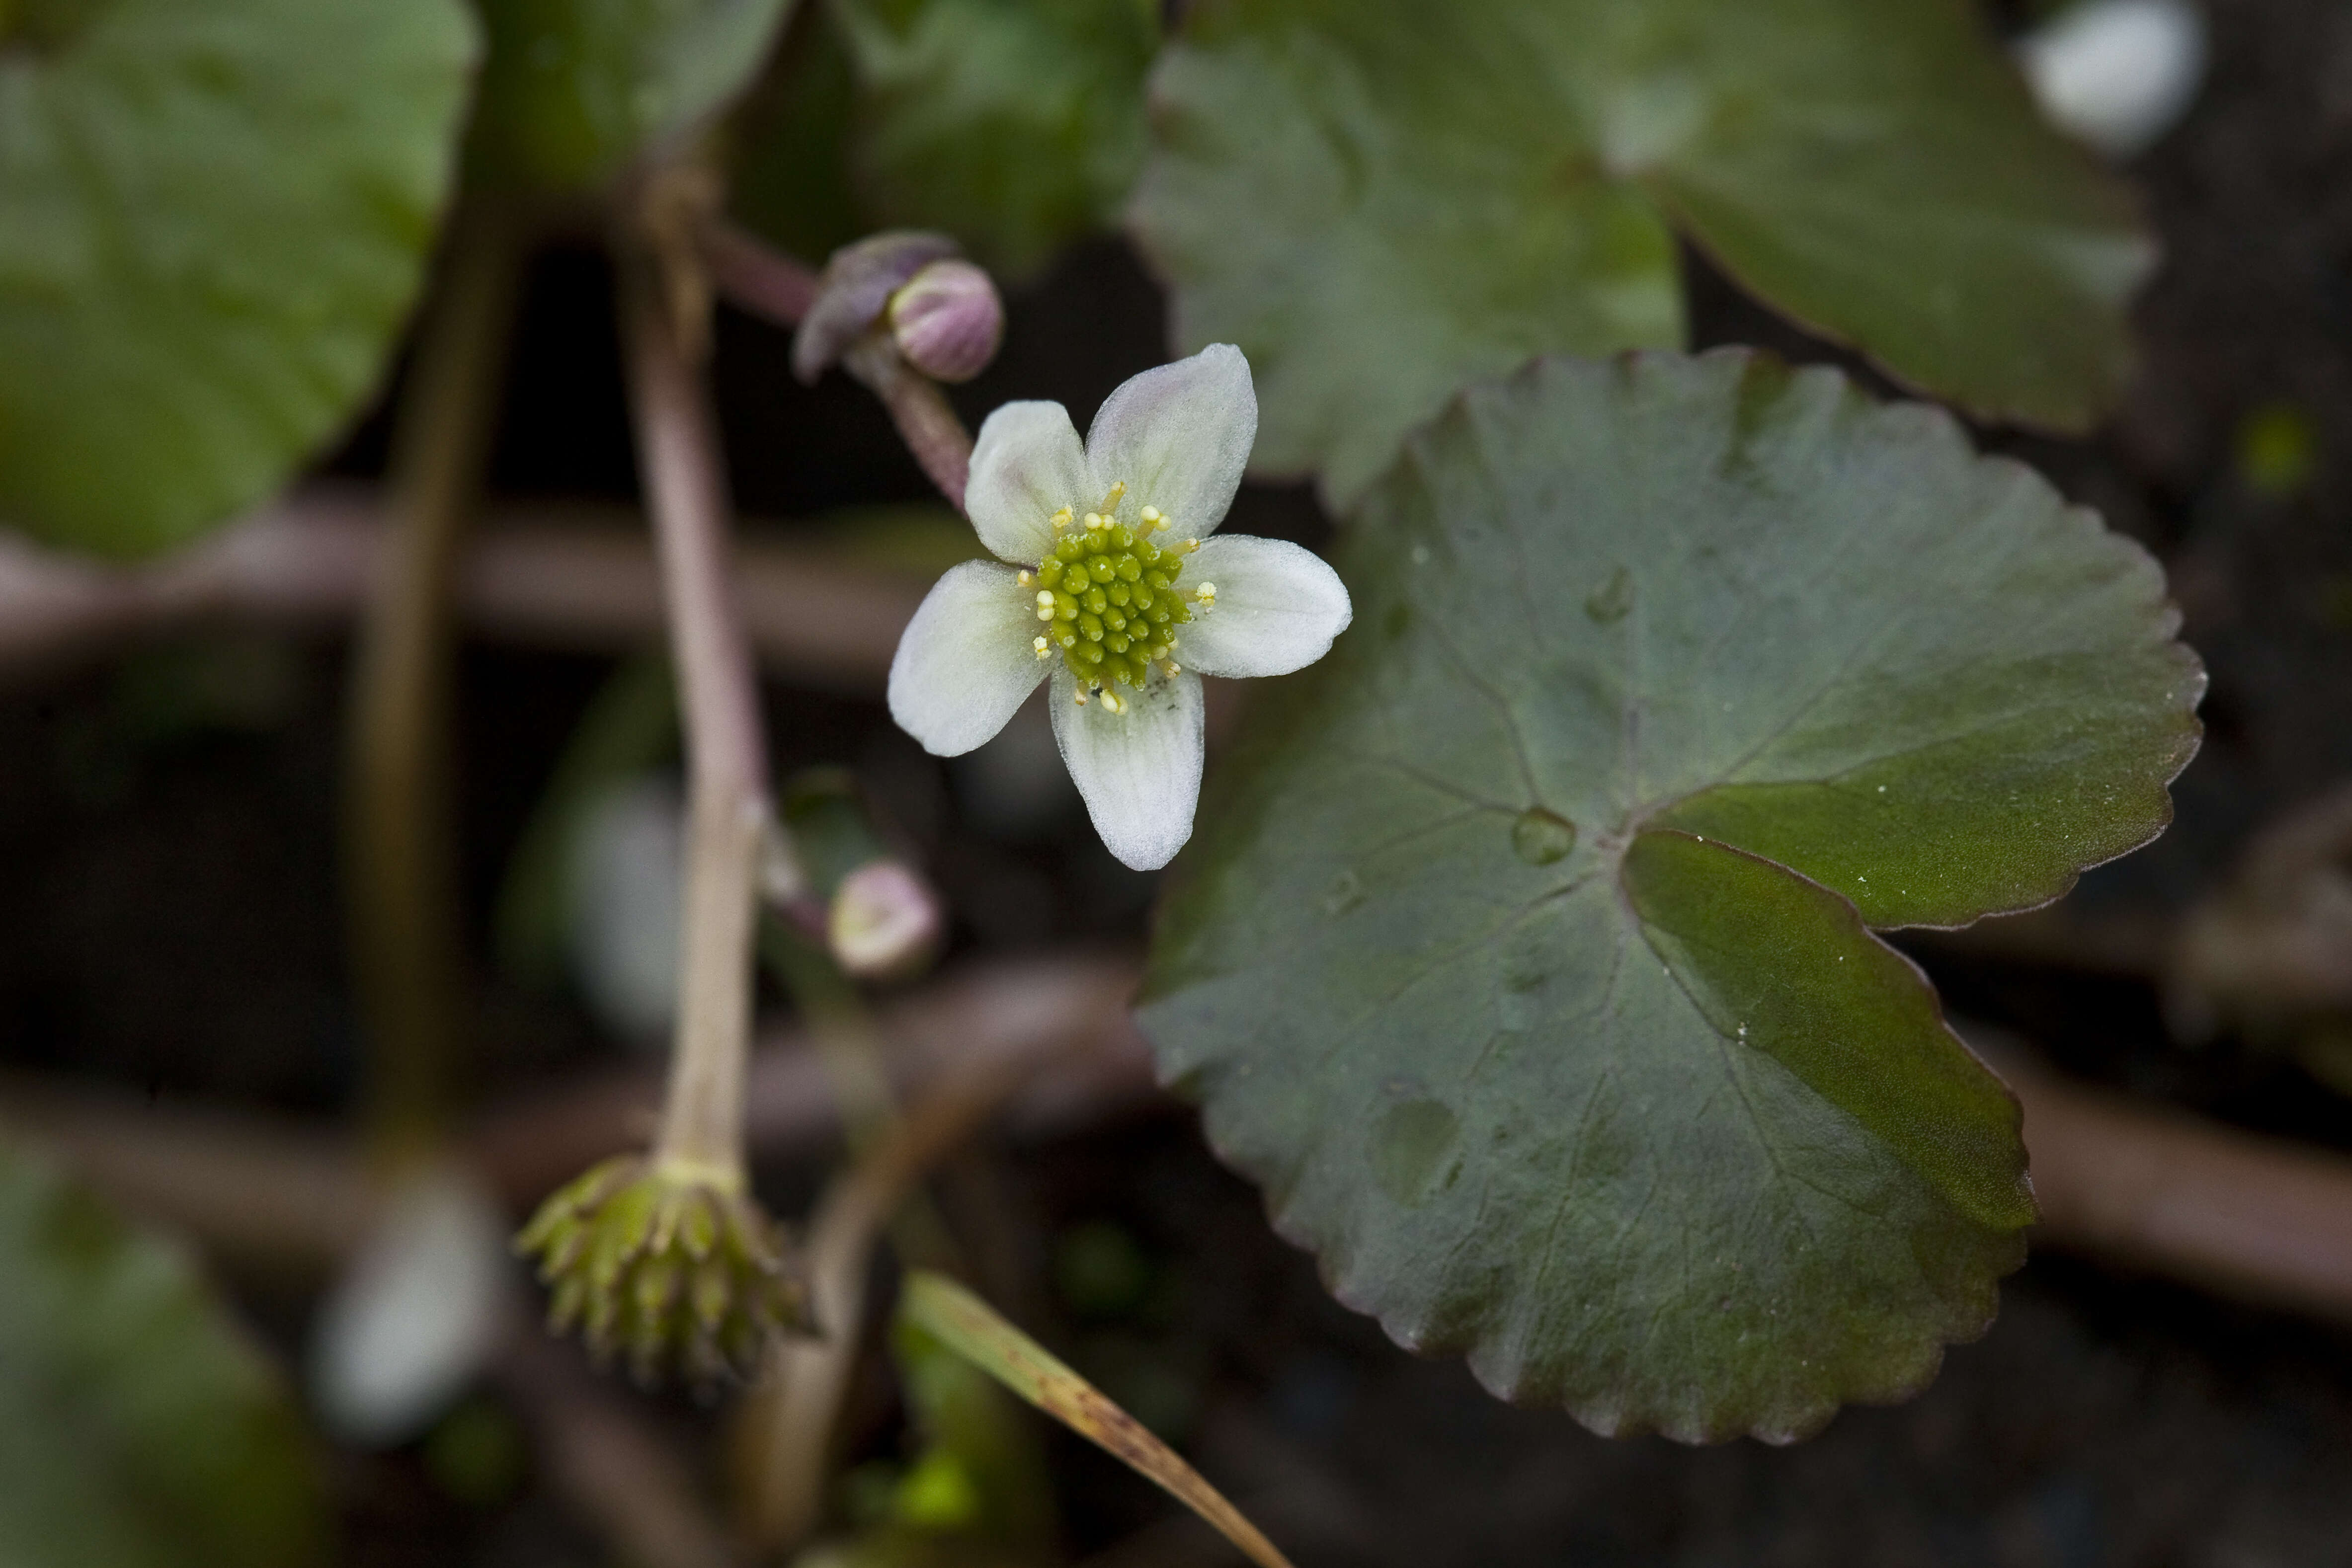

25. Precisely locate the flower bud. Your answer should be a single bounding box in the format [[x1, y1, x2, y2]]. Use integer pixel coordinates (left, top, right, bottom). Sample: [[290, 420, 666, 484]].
[[791, 230, 960, 384], [827, 859, 945, 982], [886, 259, 1003, 383]]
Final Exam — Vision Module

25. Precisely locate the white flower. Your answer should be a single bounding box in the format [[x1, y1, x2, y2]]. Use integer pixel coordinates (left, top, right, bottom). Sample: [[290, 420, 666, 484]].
[[889, 345, 1352, 870]]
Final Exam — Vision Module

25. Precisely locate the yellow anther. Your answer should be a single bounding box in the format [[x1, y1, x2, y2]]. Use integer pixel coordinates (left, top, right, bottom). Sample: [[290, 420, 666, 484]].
[[1098, 481, 1127, 513], [1099, 689, 1127, 714], [1160, 660, 1181, 677], [1035, 589, 1054, 606], [1182, 538, 1200, 552], [1018, 569, 1033, 586], [1072, 688, 1089, 706], [1049, 506, 1073, 531], [1195, 582, 1217, 605], [1084, 512, 1107, 531], [1033, 636, 1050, 657]]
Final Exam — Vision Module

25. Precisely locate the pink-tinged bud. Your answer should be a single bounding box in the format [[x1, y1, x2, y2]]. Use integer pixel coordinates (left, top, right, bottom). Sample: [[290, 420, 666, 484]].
[[887, 260, 1003, 384], [827, 860, 944, 981], [792, 231, 961, 384]]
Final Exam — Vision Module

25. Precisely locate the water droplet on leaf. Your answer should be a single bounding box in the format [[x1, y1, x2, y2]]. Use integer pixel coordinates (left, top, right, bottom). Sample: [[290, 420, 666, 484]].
[[1510, 807, 1576, 865]]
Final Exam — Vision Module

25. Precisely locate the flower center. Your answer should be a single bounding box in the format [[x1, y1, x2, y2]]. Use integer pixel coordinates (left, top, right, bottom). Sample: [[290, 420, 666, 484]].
[[1019, 482, 1213, 714]]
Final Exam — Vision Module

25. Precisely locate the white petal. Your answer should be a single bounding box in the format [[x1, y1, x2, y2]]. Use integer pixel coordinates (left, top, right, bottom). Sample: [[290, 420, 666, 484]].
[[889, 561, 1050, 756], [1049, 666, 1205, 871], [1085, 344, 1256, 540], [1173, 535, 1353, 679], [965, 401, 1091, 563]]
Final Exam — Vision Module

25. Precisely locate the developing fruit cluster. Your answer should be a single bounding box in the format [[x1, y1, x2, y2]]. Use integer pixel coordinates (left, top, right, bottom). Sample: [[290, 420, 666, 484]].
[[1022, 489, 1212, 710], [515, 1154, 811, 1384]]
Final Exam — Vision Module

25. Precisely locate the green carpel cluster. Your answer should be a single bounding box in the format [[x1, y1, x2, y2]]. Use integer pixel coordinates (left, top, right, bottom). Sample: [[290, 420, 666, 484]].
[[1027, 504, 1196, 698], [515, 1154, 812, 1385]]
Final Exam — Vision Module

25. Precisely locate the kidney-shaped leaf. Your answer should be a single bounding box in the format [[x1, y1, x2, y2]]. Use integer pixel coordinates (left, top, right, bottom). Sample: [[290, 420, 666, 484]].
[[1131, 0, 2154, 508], [477, 0, 802, 190], [0, 0, 476, 557], [0, 1137, 322, 1568], [1137, 350, 2201, 1442]]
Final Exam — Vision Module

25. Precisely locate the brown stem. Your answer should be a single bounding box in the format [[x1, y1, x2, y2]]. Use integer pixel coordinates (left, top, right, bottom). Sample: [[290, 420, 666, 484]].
[[699, 218, 819, 326], [617, 234, 771, 1179], [734, 1052, 1051, 1551], [845, 335, 973, 511], [0, 490, 934, 693], [344, 203, 522, 1166]]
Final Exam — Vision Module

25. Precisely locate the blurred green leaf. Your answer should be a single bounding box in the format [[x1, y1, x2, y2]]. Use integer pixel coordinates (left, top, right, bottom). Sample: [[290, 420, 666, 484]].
[[729, 0, 1158, 276], [0, 0, 476, 556], [782, 0, 1159, 278], [727, 1, 870, 264], [0, 1136, 323, 1568], [1133, 0, 2154, 507], [1138, 351, 2201, 1441], [476, 0, 803, 190]]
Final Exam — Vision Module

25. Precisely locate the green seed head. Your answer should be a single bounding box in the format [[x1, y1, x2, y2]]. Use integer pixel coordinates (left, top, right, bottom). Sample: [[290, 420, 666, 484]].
[[514, 1154, 812, 1384], [1020, 487, 1213, 711]]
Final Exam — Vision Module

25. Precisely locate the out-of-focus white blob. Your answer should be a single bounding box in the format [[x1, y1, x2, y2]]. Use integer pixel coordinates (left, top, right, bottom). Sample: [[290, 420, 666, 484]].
[[311, 1164, 511, 1447], [2017, 0, 2209, 159], [566, 776, 684, 1048]]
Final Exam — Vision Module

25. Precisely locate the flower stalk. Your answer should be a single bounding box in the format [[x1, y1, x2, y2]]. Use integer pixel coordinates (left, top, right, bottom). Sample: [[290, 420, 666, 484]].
[[615, 230, 769, 1179], [514, 196, 813, 1381], [844, 334, 974, 511]]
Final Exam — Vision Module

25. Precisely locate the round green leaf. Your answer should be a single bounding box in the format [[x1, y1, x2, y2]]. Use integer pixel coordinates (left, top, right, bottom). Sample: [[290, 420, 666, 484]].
[[1137, 350, 2201, 1442], [476, 0, 802, 191], [1130, 0, 2153, 508], [0, 1138, 323, 1568], [826, 0, 1159, 279], [0, 0, 477, 557]]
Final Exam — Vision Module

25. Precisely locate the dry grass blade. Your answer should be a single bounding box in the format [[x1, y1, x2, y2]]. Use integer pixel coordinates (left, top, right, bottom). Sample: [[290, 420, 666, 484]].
[[900, 1270, 1297, 1568]]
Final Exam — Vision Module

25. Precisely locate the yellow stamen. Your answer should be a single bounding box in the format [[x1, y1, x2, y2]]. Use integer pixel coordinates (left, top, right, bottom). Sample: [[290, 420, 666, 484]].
[[1098, 480, 1127, 514], [1049, 506, 1073, 531], [1033, 636, 1050, 658], [1017, 569, 1032, 586]]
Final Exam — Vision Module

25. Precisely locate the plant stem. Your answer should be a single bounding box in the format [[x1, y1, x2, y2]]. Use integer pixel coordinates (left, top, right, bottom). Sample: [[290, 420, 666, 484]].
[[699, 219, 819, 325], [844, 335, 973, 511], [345, 202, 521, 1168], [617, 234, 770, 1180]]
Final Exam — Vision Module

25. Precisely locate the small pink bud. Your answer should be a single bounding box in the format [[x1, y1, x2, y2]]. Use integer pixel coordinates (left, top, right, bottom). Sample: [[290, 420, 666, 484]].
[[826, 860, 944, 982], [791, 231, 960, 384], [887, 260, 1004, 384]]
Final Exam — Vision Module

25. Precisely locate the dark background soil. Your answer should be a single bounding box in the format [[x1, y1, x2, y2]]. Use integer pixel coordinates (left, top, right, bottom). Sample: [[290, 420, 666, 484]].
[[9, 0, 2352, 1562]]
